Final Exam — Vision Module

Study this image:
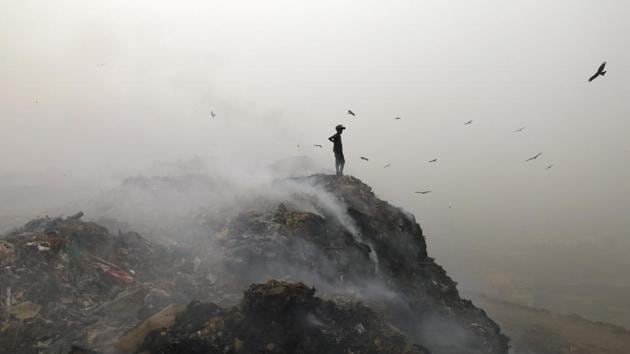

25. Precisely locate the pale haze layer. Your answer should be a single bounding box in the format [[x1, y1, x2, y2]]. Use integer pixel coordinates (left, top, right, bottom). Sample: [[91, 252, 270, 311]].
[[1, 0, 630, 325]]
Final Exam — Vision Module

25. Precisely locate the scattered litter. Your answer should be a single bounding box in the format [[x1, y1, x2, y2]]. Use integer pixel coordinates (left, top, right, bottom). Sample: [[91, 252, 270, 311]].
[[8, 301, 41, 320], [115, 303, 185, 353], [92, 261, 134, 284]]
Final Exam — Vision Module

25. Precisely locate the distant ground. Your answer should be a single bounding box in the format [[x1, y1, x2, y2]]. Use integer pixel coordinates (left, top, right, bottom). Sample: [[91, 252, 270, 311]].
[[466, 292, 630, 354]]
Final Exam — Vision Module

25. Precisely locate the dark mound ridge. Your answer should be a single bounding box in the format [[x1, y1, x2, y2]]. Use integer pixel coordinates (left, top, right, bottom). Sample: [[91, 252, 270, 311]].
[[1, 174, 509, 354], [203, 174, 508, 353], [141, 280, 429, 354]]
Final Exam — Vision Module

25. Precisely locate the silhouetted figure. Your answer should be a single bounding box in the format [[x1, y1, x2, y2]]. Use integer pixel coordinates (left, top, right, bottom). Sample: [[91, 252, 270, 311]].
[[347, 110, 356, 116], [329, 125, 346, 176], [526, 153, 542, 162], [588, 62, 607, 82]]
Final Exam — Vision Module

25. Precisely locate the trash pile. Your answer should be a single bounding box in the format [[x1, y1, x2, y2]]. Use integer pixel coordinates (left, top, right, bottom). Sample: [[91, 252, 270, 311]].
[[138, 280, 429, 354], [203, 174, 509, 354], [0, 213, 199, 353], [1, 173, 510, 353]]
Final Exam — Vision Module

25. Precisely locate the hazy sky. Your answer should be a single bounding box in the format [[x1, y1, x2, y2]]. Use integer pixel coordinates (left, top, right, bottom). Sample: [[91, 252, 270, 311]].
[[1, 0, 629, 259]]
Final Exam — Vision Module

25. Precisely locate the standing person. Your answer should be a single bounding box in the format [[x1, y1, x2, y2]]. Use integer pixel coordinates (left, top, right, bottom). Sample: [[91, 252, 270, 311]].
[[328, 124, 346, 176]]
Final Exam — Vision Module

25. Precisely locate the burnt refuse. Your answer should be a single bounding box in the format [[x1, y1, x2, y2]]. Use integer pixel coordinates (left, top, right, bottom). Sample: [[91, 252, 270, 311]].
[[140, 280, 429, 354], [1, 174, 509, 353]]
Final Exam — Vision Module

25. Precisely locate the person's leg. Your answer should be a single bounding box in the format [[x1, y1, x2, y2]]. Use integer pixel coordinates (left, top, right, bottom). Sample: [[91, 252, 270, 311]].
[[339, 154, 345, 176], [335, 155, 340, 175]]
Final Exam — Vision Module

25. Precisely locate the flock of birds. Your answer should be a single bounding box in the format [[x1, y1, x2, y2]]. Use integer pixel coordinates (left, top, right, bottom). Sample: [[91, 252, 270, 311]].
[[207, 62, 609, 196]]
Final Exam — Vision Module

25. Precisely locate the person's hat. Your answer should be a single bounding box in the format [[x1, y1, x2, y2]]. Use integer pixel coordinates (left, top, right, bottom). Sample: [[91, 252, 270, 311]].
[[336, 124, 346, 130]]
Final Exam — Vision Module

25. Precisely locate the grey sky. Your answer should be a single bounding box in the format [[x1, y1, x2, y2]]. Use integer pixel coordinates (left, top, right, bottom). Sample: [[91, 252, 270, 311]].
[[1, 0, 629, 292]]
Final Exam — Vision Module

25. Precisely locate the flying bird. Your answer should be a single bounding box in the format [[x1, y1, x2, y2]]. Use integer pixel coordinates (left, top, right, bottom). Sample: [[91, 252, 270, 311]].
[[97, 63, 105, 67], [513, 127, 526, 133], [384, 163, 391, 168], [210, 111, 216, 119], [464, 120, 473, 125], [588, 62, 607, 82], [526, 153, 543, 162], [360, 156, 369, 161], [428, 159, 437, 163], [415, 191, 431, 195], [545, 164, 554, 170], [394, 117, 401, 120], [313, 144, 322, 148], [347, 110, 356, 116]]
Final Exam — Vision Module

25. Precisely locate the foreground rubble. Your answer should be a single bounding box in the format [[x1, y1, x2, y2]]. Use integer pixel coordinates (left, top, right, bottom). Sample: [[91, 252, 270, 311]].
[[0, 214, 195, 353], [139, 280, 429, 354]]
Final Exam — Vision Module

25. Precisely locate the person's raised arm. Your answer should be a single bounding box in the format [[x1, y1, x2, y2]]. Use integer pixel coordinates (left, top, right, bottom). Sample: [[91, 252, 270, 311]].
[[328, 135, 335, 143]]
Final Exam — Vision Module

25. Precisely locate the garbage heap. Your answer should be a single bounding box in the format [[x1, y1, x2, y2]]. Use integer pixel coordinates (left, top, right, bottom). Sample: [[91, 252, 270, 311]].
[[0, 213, 196, 353], [139, 280, 429, 354], [1, 173, 510, 354], [200, 174, 509, 354]]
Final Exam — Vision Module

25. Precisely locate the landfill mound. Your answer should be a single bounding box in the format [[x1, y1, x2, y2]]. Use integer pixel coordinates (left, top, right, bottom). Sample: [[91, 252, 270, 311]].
[[139, 280, 429, 354], [0, 213, 198, 353], [1, 173, 509, 353], [199, 174, 509, 354]]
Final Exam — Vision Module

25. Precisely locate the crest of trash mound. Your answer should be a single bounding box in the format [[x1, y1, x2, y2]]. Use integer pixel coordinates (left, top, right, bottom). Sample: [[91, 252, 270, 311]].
[[192, 174, 509, 354], [0, 174, 508, 354]]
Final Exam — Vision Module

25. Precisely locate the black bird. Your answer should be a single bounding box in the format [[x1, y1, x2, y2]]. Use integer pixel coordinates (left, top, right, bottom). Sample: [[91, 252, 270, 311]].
[[394, 117, 401, 120], [384, 163, 391, 168], [545, 164, 554, 170], [360, 156, 369, 161], [513, 127, 526, 133], [313, 144, 322, 148], [464, 120, 473, 125], [428, 159, 437, 163], [526, 153, 543, 162], [210, 111, 216, 118], [415, 191, 431, 195], [588, 62, 607, 82], [347, 110, 356, 116]]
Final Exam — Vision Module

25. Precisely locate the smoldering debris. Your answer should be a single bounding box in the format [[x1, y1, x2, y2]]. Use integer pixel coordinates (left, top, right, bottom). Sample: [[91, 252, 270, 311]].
[[197, 174, 508, 353], [1, 173, 509, 354], [0, 214, 205, 353], [138, 280, 430, 354]]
